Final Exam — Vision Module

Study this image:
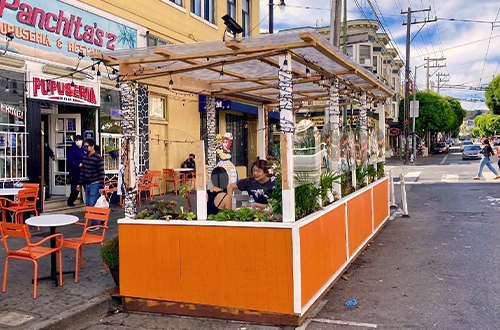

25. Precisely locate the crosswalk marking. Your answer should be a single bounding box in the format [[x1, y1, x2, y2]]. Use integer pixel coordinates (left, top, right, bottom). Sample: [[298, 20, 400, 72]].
[[441, 174, 459, 182]]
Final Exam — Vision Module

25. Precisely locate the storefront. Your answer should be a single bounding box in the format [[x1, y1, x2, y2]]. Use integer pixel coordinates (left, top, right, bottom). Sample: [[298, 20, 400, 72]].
[[0, 0, 146, 197]]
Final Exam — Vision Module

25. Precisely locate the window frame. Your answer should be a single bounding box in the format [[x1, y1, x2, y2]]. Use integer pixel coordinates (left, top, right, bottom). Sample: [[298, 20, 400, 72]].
[[242, 0, 250, 36], [227, 0, 236, 19], [191, 0, 215, 24], [149, 94, 167, 120]]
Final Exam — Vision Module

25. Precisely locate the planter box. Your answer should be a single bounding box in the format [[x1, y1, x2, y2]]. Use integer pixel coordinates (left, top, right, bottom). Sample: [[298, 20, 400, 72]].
[[117, 177, 390, 325]]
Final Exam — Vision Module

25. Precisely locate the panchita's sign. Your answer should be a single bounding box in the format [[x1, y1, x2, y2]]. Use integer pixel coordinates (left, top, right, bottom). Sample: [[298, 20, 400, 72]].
[[29, 75, 100, 106]]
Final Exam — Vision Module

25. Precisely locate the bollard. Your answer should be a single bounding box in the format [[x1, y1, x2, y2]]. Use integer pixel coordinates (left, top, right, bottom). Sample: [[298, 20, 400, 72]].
[[389, 170, 397, 208], [399, 173, 410, 218]]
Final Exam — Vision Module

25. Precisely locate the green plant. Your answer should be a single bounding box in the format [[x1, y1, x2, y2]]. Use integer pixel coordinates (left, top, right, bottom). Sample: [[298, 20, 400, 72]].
[[341, 170, 355, 197], [179, 184, 193, 212], [376, 162, 385, 179], [319, 170, 341, 205], [356, 166, 368, 189], [294, 182, 321, 220], [100, 235, 119, 269], [366, 164, 376, 184]]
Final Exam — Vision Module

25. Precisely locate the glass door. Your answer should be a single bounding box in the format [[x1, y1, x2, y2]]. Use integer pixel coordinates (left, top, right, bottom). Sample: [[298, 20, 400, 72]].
[[51, 114, 81, 195]]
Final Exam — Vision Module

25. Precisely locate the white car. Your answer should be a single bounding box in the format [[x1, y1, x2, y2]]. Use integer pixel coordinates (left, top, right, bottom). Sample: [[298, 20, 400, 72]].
[[460, 140, 473, 151]]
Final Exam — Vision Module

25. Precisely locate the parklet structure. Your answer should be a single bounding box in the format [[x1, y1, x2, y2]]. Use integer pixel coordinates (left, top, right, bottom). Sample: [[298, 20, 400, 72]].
[[92, 28, 394, 325]]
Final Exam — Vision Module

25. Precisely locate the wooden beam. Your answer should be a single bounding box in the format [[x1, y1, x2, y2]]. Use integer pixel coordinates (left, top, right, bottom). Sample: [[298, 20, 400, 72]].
[[92, 41, 312, 66], [154, 48, 174, 57], [225, 40, 245, 50], [137, 49, 281, 80]]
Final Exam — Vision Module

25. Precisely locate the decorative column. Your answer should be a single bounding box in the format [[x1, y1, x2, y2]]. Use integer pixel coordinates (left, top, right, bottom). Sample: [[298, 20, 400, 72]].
[[326, 78, 341, 197], [279, 52, 295, 222], [206, 96, 217, 179], [120, 82, 138, 219], [257, 105, 266, 159], [378, 101, 386, 163], [359, 91, 368, 170]]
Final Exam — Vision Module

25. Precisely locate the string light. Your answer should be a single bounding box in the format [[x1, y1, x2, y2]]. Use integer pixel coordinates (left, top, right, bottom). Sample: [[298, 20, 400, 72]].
[[305, 67, 311, 78], [4, 78, 9, 93], [219, 61, 225, 80], [168, 71, 173, 91], [115, 76, 120, 88], [320, 75, 325, 85]]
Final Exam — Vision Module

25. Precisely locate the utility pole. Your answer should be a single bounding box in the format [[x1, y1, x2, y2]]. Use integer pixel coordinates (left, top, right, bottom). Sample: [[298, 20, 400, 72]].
[[330, 0, 342, 48], [436, 73, 449, 94], [342, 0, 348, 128], [424, 57, 446, 92], [269, 0, 274, 34], [402, 7, 436, 164]]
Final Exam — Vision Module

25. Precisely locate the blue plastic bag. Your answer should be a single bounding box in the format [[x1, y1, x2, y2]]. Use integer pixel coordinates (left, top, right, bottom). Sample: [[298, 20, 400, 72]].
[[344, 299, 358, 306]]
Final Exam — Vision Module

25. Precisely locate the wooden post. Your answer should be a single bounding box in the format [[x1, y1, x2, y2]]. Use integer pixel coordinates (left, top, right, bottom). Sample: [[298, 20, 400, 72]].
[[195, 140, 207, 220], [206, 96, 216, 179], [378, 102, 386, 163], [327, 78, 341, 198], [279, 53, 295, 222], [257, 105, 266, 159]]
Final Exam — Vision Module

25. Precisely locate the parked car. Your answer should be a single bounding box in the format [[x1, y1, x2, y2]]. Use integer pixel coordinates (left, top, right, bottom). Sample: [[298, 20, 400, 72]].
[[460, 140, 473, 151], [446, 139, 454, 147], [493, 138, 500, 146], [462, 145, 482, 160], [432, 142, 449, 154]]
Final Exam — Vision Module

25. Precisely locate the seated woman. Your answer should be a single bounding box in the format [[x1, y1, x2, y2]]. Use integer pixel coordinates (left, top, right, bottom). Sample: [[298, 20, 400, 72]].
[[222, 157, 275, 210], [207, 167, 230, 215]]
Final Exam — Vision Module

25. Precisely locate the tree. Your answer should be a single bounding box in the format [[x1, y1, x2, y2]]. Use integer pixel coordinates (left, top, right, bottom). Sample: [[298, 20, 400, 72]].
[[444, 96, 466, 135], [474, 113, 500, 137], [486, 74, 500, 115]]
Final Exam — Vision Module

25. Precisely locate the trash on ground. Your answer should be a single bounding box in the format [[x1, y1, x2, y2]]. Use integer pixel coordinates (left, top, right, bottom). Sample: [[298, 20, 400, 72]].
[[344, 299, 358, 306]]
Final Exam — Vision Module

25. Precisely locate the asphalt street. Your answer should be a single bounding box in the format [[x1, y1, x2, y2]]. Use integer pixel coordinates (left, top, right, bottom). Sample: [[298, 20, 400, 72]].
[[79, 144, 500, 330]]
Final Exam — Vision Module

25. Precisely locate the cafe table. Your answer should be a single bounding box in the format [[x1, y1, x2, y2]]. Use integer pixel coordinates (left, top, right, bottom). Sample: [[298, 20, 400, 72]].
[[172, 168, 194, 184], [26, 214, 79, 286], [0, 188, 22, 196]]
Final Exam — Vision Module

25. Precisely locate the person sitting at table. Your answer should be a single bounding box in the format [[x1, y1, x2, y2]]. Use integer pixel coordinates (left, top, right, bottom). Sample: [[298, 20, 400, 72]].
[[207, 167, 230, 215], [181, 153, 196, 171], [221, 157, 275, 210]]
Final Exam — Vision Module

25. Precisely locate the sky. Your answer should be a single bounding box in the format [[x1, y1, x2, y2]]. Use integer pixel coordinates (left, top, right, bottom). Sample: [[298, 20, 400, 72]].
[[259, 0, 500, 111]]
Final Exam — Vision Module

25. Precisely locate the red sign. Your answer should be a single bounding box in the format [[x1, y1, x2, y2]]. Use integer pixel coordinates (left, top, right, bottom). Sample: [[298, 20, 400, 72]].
[[409, 79, 414, 94], [29, 75, 100, 106], [389, 128, 399, 135]]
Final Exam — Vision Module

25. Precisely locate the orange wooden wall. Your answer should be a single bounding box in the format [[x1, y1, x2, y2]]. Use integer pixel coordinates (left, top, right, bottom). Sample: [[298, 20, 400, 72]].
[[299, 204, 347, 307], [373, 179, 389, 228], [347, 192, 373, 258], [119, 224, 295, 314]]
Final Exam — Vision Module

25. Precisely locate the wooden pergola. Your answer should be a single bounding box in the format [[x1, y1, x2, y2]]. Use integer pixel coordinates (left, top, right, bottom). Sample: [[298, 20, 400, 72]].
[[91, 28, 394, 221]]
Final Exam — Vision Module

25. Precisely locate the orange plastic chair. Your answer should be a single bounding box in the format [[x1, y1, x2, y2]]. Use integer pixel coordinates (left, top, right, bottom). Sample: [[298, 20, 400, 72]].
[[185, 171, 196, 190], [149, 170, 163, 199], [59, 206, 111, 283], [1, 188, 38, 224], [1, 222, 63, 299], [103, 179, 123, 207], [162, 169, 184, 195], [137, 172, 153, 206]]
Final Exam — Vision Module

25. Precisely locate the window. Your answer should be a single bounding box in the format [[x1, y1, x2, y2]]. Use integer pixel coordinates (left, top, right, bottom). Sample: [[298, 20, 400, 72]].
[[346, 45, 353, 58], [227, 0, 235, 19], [359, 45, 371, 65], [0, 72, 27, 181], [149, 95, 166, 119], [373, 55, 378, 74], [147, 33, 172, 47], [392, 77, 397, 90], [242, 0, 250, 36], [191, 0, 215, 23], [170, 0, 183, 6]]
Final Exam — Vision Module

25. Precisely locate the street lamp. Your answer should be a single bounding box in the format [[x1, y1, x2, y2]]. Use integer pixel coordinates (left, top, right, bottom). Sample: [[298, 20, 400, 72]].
[[269, 0, 286, 34]]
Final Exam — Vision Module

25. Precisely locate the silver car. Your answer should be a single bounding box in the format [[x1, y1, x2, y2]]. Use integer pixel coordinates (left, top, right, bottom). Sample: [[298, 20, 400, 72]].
[[460, 140, 473, 151], [462, 145, 481, 160]]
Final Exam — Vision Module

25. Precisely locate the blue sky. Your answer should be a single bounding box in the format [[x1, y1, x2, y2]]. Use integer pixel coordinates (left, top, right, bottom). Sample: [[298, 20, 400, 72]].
[[259, 0, 500, 111]]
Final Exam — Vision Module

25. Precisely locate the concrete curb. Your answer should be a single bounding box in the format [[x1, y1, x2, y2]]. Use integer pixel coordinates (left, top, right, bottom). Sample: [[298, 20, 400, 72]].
[[28, 295, 111, 330]]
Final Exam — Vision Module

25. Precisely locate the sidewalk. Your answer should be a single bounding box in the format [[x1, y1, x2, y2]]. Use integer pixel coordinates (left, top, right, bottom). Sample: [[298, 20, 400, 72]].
[[0, 192, 193, 330]]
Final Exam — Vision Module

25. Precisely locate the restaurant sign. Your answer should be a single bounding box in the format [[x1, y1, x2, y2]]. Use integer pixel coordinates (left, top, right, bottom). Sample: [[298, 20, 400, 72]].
[[0, 0, 137, 65], [29, 74, 100, 106]]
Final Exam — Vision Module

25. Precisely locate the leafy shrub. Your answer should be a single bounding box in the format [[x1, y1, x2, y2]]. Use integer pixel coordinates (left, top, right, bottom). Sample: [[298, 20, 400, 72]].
[[100, 235, 119, 268]]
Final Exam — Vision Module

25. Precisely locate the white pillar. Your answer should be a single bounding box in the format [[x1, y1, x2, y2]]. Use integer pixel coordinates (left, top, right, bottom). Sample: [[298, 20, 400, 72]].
[[378, 101, 385, 163], [206, 96, 217, 179], [327, 78, 341, 197], [279, 53, 295, 222], [121, 82, 138, 219], [359, 91, 368, 169], [257, 105, 266, 159]]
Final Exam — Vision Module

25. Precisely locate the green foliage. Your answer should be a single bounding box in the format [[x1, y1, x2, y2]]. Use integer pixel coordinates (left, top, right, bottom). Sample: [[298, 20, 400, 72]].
[[294, 183, 321, 219], [376, 162, 385, 179], [100, 235, 119, 268], [206, 207, 275, 222], [341, 171, 355, 197], [473, 114, 500, 137], [179, 184, 193, 212], [136, 200, 181, 220], [471, 127, 482, 138], [366, 164, 376, 184], [356, 166, 368, 189], [319, 171, 341, 205], [486, 74, 500, 115], [399, 92, 465, 136]]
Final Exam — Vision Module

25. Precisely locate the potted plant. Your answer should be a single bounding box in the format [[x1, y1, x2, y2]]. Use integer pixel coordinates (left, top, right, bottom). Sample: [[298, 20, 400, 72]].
[[100, 235, 119, 287]]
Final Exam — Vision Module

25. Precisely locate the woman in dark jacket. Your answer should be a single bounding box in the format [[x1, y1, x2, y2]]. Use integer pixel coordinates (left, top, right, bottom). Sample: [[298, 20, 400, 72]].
[[473, 139, 500, 180], [66, 135, 85, 206]]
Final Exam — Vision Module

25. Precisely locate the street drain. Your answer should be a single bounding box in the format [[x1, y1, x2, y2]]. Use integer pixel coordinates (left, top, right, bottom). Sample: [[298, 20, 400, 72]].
[[0, 311, 34, 326]]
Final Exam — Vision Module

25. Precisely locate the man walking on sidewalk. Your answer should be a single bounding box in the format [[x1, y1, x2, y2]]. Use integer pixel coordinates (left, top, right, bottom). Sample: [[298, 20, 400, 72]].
[[77, 138, 105, 226]]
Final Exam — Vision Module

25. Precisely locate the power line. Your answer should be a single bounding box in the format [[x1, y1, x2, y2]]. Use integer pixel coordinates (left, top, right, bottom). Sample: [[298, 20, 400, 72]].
[[410, 34, 500, 58], [478, 6, 500, 86]]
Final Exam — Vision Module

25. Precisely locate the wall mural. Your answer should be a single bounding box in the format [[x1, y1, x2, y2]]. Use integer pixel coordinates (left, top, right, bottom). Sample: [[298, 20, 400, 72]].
[[215, 132, 238, 184]]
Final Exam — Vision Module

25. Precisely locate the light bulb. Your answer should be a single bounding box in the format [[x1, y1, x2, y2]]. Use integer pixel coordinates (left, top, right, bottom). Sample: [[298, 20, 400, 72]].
[[278, 0, 286, 12], [169, 79, 173, 91], [306, 67, 311, 78]]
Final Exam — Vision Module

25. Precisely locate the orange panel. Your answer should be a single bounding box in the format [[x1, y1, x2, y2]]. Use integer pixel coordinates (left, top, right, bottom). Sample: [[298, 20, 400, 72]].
[[119, 224, 295, 314], [373, 180, 389, 229], [300, 204, 347, 308], [347, 191, 373, 258]]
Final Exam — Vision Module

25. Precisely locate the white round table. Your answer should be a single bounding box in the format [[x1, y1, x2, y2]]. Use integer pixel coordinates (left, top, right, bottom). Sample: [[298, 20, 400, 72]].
[[0, 188, 22, 196], [26, 214, 79, 285], [172, 168, 194, 172]]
